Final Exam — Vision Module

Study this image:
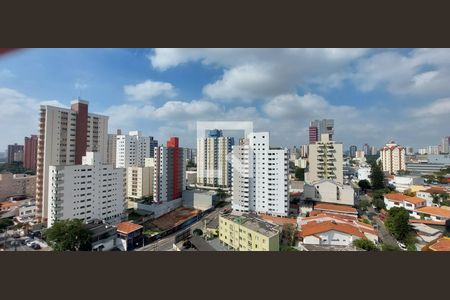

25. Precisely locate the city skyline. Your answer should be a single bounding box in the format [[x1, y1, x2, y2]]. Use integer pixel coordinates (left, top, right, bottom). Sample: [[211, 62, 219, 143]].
[[1, 48, 450, 150]]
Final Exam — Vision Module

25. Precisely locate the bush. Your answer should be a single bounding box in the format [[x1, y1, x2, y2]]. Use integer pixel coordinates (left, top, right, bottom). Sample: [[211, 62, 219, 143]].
[[193, 228, 203, 236], [381, 244, 400, 251], [384, 207, 410, 241], [353, 239, 379, 251], [359, 199, 370, 211], [0, 218, 14, 230]]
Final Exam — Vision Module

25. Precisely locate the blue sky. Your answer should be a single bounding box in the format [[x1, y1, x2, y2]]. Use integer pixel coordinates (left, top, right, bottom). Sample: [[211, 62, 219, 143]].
[[1, 48, 449, 151]]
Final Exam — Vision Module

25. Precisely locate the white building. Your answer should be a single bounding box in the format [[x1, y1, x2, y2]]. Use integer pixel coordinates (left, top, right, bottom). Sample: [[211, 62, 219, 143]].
[[231, 132, 289, 217], [383, 193, 426, 213], [47, 152, 125, 228], [116, 130, 158, 168], [306, 133, 343, 184], [380, 141, 406, 175], [416, 187, 449, 206], [427, 145, 440, 155], [355, 150, 365, 161], [303, 180, 355, 206], [357, 167, 371, 182], [197, 130, 233, 188], [294, 158, 308, 169], [36, 100, 108, 222], [389, 175, 424, 193]]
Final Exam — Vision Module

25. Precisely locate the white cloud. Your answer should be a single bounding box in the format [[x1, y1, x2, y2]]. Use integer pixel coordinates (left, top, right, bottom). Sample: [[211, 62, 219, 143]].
[[0, 88, 65, 150], [149, 48, 369, 100], [124, 80, 176, 101], [74, 79, 88, 90], [410, 97, 450, 117], [0, 68, 14, 79]]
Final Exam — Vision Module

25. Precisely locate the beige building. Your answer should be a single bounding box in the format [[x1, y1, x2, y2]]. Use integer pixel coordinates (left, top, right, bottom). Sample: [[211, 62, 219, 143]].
[[36, 100, 108, 222], [0, 173, 36, 200], [219, 213, 280, 251], [303, 179, 355, 206], [306, 134, 343, 184], [126, 166, 153, 200], [380, 141, 406, 175], [107, 129, 121, 165]]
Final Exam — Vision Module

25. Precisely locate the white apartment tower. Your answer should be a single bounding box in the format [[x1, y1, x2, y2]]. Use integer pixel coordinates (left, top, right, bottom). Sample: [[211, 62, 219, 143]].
[[231, 132, 289, 217], [380, 141, 406, 175], [116, 131, 158, 168], [306, 133, 344, 184], [47, 152, 125, 228], [36, 99, 108, 222], [197, 129, 233, 188]]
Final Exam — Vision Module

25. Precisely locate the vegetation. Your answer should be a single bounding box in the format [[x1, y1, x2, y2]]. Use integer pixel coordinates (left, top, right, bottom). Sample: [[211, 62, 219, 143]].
[[359, 199, 371, 211], [384, 207, 410, 241], [294, 167, 305, 181], [0, 162, 34, 175], [215, 188, 228, 200], [0, 218, 14, 230], [353, 239, 379, 251], [280, 245, 299, 251], [281, 224, 296, 246], [45, 219, 91, 251], [186, 160, 197, 168], [369, 161, 384, 190], [381, 243, 400, 251], [193, 228, 203, 236], [358, 179, 371, 193], [397, 170, 411, 176], [403, 191, 416, 197], [365, 155, 379, 166]]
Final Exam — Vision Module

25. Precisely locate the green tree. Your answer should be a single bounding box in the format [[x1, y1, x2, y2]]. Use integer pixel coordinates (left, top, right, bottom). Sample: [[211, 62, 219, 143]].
[[193, 228, 203, 236], [369, 161, 384, 190], [281, 223, 296, 246], [353, 239, 379, 251], [439, 192, 449, 202], [216, 188, 227, 200], [384, 207, 410, 241], [294, 167, 305, 181], [358, 179, 371, 192], [0, 218, 14, 230], [381, 243, 400, 251], [359, 199, 370, 211], [431, 193, 440, 205], [45, 219, 91, 251]]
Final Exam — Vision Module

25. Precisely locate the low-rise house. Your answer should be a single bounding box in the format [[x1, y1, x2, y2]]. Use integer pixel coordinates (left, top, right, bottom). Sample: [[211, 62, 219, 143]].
[[174, 235, 216, 251], [297, 213, 378, 246], [411, 223, 443, 244], [85, 220, 117, 251], [416, 186, 449, 206], [219, 213, 280, 251], [303, 180, 355, 206], [389, 175, 424, 193], [384, 193, 426, 212], [116, 221, 144, 251], [426, 236, 450, 251], [411, 206, 450, 222], [313, 203, 358, 217]]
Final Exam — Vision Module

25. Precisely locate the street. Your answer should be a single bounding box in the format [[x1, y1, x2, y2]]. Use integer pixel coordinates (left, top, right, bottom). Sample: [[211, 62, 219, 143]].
[[366, 206, 398, 247]]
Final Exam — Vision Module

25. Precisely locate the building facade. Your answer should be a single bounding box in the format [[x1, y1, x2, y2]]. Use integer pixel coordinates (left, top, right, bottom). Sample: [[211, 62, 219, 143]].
[[106, 129, 121, 166], [47, 152, 125, 228], [153, 137, 186, 202], [197, 129, 233, 188], [309, 119, 334, 144], [231, 132, 289, 217], [116, 131, 158, 168], [303, 180, 355, 206], [0, 173, 36, 200], [307, 134, 343, 184], [24, 135, 38, 171], [36, 99, 108, 222], [126, 165, 153, 201], [7, 143, 24, 163], [380, 141, 406, 175]]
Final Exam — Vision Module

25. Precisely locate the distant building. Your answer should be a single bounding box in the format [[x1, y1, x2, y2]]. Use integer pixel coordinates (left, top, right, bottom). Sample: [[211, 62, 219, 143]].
[[309, 119, 334, 143], [47, 152, 125, 228], [380, 141, 406, 175], [384, 193, 426, 214], [197, 129, 233, 188], [357, 167, 371, 182], [303, 180, 356, 206], [154, 137, 186, 202], [349, 145, 357, 158], [24, 135, 38, 172], [417, 148, 427, 155], [370, 146, 378, 156], [389, 175, 425, 193], [300, 144, 309, 158], [231, 132, 289, 217], [13, 150, 24, 163], [126, 164, 153, 203], [355, 150, 365, 161], [441, 136, 450, 154], [106, 129, 121, 166], [427, 145, 440, 155], [363, 144, 370, 156], [7, 143, 24, 163], [406, 154, 450, 175], [0, 173, 36, 200], [306, 133, 344, 184], [406, 147, 414, 156], [219, 213, 280, 251], [116, 130, 158, 168]]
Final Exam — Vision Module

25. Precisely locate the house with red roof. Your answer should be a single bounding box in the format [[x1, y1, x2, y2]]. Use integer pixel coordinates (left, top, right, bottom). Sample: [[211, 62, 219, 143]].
[[115, 221, 144, 251], [384, 193, 426, 213]]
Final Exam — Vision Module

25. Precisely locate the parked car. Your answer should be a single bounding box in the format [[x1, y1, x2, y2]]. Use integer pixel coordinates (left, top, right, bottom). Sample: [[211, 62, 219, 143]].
[[31, 243, 41, 250], [25, 239, 35, 247], [397, 241, 407, 250], [12, 232, 20, 239]]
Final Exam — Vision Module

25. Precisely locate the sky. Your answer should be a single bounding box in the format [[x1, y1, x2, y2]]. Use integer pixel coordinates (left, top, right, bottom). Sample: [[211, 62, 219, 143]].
[[0, 48, 449, 151]]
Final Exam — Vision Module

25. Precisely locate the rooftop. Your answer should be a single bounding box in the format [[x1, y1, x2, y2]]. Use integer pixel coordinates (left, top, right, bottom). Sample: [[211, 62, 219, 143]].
[[299, 220, 366, 239], [415, 206, 450, 218], [384, 193, 426, 205], [313, 203, 358, 214], [220, 213, 280, 237], [259, 213, 297, 226], [116, 221, 143, 234], [428, 237, 450, 251]]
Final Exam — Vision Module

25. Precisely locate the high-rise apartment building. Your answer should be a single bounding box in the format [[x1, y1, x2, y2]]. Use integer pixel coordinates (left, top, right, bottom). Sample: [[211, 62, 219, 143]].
[[231, 132, 289, 217], [349, 145, 357, 158], [427, 145, 440, 155], [300, 144, 309, 158], [107, 129, 121, 166], [406, 147, 414, 156], [36, 99, 109, 222], [7, 143, 24, 163], [116, 131, 158, 168], [24, 135, 38, 171], [441, 136, 450, 154], [153, 137, 185, 202], [197, 129, 233, 188], [47, 152, 125, 228], [308, 119, 334, 144], [371, 146, 378, 156], [363, 143, 370, 156], [306, 134, 344, 184], [380, 141, 406, 175], [126, 159, 154, 202]]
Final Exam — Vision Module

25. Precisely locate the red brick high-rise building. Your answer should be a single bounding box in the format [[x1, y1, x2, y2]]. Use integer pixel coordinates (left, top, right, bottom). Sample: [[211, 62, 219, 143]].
[[24, 135, 38, 172]]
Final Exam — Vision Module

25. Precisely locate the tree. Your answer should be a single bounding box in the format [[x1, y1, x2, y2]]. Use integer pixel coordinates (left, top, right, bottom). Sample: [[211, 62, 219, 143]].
[[359, 199, 370, 211], [353, 239, 379, 251], [381, 244, 400, 251], [372, 198, 386, 210], [358, 179, 371, 192], [193, 228, 203, 236], [45, 219, 91, 251], [369, 161, 384, 190], [294, 167, 305, 181], [0, 218, 14, 230], [384, 207, 410, 241], [431, 193, 440, 205], [216, 188, 227, 200], [439, 192, 449, 202], [281, 224, 296, 246]]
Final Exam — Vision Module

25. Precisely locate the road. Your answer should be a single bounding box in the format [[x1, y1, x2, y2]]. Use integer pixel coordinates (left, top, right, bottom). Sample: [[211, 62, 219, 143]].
[[366, 206, 398, 247], [137, 202, 229, 251]]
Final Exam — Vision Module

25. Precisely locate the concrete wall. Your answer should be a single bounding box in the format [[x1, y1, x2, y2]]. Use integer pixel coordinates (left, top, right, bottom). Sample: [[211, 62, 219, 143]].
[[135, 198, 183, 219], [303, 181, 355, 206], [182, 190, 218, 211]]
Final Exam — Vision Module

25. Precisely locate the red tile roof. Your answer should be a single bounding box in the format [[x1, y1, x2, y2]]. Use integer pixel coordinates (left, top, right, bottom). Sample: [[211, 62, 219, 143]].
[[385, 193, 426, 205], [428, 237, 450, 251], [260, 214, 297, 225], [415, 206, 450, 218], [299, 221, 365, 239], [309, 211, 358, 220], [314, 203, 357, 214], [410, 219, 446, 226], [116, 222, 143, 234]]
